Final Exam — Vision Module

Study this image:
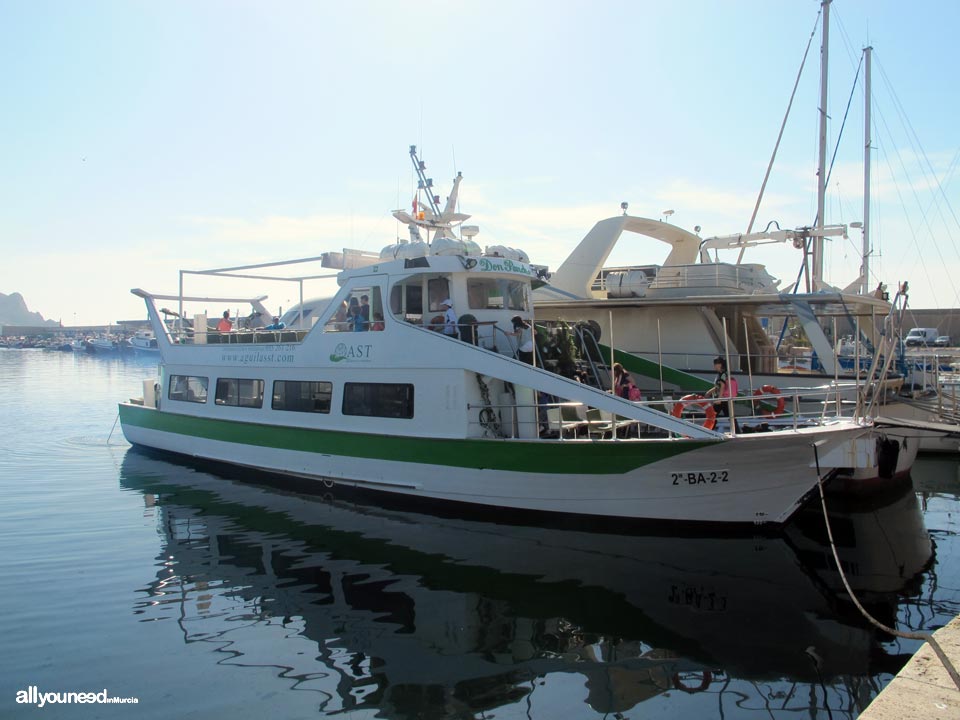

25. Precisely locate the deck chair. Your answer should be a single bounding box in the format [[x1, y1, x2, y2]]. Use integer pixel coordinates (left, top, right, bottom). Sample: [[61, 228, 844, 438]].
[[560, 404, 588, 438]]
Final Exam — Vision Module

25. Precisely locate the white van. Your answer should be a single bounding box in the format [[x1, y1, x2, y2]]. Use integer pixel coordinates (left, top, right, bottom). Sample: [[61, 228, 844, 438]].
[[904, 328, 939, 347]]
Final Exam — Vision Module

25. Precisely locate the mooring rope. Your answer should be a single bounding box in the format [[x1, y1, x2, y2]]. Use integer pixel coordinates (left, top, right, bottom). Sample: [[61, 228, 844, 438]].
[[107, 412, 121, 445], [812, 444, 960, 692]]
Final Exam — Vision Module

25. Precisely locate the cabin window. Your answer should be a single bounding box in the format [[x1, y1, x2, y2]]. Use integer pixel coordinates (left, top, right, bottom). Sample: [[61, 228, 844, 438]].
[[342, 382, 414, 419], [168, 374, 209, 404], [215, 378, 264, 408], [427, 278, 450, 313], [272, 380, 333, 414], [324, 286, 384, 332], [284, 307, 314, 327], [390, 281, 423, 317], [467, 278, 527, 311]]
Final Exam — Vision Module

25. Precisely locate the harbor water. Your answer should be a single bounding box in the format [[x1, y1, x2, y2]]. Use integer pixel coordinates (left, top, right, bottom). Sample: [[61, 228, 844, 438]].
[[2, 348, 960, 719]]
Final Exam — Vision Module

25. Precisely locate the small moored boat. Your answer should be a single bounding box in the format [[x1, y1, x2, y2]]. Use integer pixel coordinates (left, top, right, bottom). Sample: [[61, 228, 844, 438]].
[[129, 329, 160, 355]]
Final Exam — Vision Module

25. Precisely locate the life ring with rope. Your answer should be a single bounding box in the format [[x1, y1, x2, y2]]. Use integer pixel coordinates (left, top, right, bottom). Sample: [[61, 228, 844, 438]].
[[753, 384, 785, 417], [671, 394, 717, 431], [672, 670, 713, 693]]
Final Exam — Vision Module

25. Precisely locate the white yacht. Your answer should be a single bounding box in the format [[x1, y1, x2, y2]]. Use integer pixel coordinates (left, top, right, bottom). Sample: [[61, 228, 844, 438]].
[[117, 148, 914, 527]]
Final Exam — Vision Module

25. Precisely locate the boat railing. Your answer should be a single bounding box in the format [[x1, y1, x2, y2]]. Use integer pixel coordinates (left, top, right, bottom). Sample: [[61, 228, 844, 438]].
[[196, 329, 312, 345], [938, 381, 960, 422], [403, 314, 528, 360], [647, 263, 771, 294], [902, 350, 958, 388], [666, 386, 844, 435], [615, 348, 836, 377], [467, 398, 682, 441], [467, 385, 846, 441], [592, 263, 769, 294]]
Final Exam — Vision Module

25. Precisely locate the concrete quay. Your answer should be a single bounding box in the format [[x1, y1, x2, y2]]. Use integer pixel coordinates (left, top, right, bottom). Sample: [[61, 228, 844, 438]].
[[859, 616, 960, 719]]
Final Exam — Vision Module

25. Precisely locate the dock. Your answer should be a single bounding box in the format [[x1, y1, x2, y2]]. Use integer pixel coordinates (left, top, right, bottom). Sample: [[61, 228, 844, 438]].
[[859, 616, 960, 719]]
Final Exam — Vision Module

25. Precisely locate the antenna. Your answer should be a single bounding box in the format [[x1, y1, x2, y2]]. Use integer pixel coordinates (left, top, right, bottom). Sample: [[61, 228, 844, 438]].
[[409, 145, 441, 217]]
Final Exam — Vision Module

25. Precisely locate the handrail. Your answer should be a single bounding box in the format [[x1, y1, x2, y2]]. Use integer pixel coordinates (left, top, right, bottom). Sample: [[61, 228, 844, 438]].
[[469, 386, 850, 442]]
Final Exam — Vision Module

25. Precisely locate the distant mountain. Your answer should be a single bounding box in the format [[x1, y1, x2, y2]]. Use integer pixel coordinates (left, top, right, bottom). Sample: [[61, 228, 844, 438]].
[[0, 292, 58, 327]]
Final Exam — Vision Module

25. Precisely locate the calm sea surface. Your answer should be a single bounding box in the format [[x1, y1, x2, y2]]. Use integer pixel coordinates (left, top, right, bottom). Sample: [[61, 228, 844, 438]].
[[2, 348, 960, 719]]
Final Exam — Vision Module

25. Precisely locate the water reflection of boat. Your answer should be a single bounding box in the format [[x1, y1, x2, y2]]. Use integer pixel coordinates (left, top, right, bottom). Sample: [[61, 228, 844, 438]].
[[911, 456, 960, 497], [118, 449, 933, 717]]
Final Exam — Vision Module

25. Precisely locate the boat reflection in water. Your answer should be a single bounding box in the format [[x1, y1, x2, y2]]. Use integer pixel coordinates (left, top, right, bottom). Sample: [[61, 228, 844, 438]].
[[120, 450, 933, 718]]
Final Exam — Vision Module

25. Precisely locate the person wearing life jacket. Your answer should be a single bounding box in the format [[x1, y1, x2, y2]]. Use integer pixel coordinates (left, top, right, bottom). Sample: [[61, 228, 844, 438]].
[[705, 356, 738, 427]]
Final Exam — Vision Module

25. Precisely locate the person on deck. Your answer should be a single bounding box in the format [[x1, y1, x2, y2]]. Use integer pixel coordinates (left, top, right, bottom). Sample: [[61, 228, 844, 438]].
[[216, 310, 233, 332], [612, 362, 640, 400], [264, 316, 285, 331], [441, 299, 459, 337], [509, 316, 535, 364], [348, 297, 368, 332], [705, 356, 738, 425]]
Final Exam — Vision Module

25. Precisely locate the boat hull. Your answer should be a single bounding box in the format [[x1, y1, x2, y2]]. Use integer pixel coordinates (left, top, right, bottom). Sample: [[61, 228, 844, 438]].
[[119, 403, 871, 526]]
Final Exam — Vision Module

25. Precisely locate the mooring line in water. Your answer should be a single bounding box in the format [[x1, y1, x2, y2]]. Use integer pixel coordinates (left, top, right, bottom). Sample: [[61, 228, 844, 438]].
[[811, 443, 960, 692], [107, 412, 120, 445]]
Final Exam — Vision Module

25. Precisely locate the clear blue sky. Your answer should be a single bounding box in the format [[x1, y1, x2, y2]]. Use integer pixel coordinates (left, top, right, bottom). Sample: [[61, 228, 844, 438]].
[[2, 0, 958, 324]]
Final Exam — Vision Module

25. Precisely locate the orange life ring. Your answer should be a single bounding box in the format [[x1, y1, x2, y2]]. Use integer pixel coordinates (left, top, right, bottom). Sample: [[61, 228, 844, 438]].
[[671, 394, 717, 431], [672, 670, 713, 693], [753, 384, 785, 417]]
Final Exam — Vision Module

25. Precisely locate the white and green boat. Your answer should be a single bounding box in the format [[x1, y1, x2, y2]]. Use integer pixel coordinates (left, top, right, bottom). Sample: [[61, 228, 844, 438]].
[[118, 150, 907, 527]]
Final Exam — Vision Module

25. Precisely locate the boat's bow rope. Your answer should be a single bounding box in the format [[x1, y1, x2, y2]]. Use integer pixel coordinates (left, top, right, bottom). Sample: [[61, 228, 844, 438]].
[[812, 443, 960, 692]]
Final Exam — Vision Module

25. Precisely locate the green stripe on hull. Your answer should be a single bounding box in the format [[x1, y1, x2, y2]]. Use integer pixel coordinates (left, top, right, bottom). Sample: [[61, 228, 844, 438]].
[[119, 404, 711, 475]]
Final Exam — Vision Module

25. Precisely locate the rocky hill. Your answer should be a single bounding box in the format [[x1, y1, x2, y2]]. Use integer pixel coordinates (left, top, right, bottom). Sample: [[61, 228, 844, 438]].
[[0, 292, 58, 326]]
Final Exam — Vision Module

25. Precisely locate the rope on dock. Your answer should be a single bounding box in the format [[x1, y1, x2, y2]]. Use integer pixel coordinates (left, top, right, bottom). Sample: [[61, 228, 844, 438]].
[[812, 444, 960, 692]]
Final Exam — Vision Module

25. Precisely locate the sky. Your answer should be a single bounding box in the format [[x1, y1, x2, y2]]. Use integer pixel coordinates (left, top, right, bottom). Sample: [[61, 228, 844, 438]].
[[2, 0, 958, 325]]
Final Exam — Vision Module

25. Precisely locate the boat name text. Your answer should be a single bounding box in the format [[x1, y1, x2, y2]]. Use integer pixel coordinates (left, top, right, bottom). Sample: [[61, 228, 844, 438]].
[[671, 470, 729, 486], [477, 258, 533, 275], [668, 584, 728, 612]]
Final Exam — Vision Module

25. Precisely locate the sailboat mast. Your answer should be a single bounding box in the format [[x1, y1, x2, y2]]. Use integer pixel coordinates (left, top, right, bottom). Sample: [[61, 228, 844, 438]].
[[813, 0, 831, 290], [862, 45, 873, 295]]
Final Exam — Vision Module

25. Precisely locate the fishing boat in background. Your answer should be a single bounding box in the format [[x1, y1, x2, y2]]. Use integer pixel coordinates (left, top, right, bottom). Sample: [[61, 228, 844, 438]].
[[117, 147, 916, 528], [129, 329, 160, 355], [86, 334, 128, 354]]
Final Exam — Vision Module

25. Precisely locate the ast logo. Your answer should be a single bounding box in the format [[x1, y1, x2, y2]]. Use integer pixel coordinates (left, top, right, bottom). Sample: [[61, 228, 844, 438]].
[[330, 343, 373, 362]]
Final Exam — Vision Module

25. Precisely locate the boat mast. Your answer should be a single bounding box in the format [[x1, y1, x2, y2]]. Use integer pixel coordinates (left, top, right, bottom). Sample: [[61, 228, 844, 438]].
[[813, 0, 831, 291], [861, 45, 873, 295]]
